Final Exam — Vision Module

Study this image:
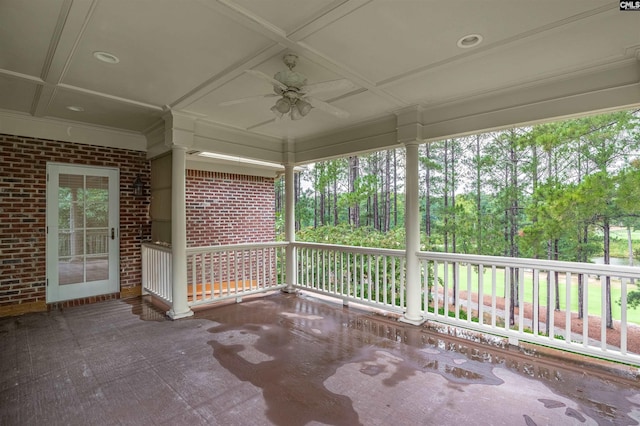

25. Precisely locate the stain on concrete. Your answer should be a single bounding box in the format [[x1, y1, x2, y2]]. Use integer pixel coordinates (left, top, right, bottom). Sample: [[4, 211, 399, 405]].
[[565, 407, 586, 423], [523, 414, 538, 426], [539, 398, 566, 409]]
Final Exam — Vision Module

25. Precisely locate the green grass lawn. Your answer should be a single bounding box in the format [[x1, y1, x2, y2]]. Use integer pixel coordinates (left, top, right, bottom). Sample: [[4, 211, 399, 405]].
[[431, 264, 640, 325]]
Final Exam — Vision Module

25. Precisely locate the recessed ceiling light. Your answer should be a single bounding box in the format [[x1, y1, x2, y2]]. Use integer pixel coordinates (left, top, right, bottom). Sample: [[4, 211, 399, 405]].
[[93, 51, 120, 64], [457, 34, 483, 49], [66, 106, 84, 112]]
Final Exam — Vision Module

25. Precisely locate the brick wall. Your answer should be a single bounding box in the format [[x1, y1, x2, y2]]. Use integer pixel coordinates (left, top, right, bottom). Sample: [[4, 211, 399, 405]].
[[0, 134, 150, 313], [186, 170, 275, 247]]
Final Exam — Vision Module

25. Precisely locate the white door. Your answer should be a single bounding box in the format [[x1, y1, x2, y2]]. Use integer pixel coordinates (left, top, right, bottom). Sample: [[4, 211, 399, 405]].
[[46, 164, 119, 302]]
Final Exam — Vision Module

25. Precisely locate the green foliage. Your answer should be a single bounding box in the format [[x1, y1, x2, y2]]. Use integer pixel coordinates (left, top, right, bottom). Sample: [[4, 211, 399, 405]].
[[297, 224, 405, 249]]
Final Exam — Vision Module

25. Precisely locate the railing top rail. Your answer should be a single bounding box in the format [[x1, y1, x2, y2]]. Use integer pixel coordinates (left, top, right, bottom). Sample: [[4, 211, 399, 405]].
[[417, 250, 640, 278], [293, 241, 405, 257], [187, 241, 289, 254], [142, 242, 172, 253]]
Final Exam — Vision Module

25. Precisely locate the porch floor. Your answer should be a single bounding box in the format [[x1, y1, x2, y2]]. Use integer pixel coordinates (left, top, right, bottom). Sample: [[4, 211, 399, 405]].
[[1, 293, 640, 426]]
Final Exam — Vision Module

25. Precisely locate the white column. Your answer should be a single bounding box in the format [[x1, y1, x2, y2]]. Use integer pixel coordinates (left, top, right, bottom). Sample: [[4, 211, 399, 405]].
[[400, 141, 425, 325], [167, 146, 194, 319], [282, 163, 297, 293]]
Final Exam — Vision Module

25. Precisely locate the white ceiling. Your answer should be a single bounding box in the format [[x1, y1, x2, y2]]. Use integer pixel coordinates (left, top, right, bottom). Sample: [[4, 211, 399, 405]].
[[1, 0, 640, 158]]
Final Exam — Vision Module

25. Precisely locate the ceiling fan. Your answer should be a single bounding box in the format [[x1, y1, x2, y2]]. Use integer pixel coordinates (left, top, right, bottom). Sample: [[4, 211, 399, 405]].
[[220, 54, 354, 120]]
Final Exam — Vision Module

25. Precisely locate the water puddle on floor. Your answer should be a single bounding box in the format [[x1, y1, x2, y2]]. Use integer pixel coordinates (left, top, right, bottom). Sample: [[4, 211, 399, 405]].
[[123, 297, 168, 321], [197, 293, 640, 426]]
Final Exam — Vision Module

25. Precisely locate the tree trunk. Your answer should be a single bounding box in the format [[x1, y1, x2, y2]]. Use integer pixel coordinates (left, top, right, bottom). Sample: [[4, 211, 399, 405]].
[[372, 154, 379, 230], [393, 149, 398, 228], [444, 140, 449, 252], [425, 144, 432, 239], [348, 156, 360, 227], [385, 150, 391, 232], [333, 176, 338, 226], [628, 226, 634, 266]]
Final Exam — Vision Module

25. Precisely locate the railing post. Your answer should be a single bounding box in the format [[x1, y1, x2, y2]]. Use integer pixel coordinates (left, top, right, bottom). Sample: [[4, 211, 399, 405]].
[[400, 140, 425, 325], [167, 145, 193, 319], [283, 163, 297, 293]]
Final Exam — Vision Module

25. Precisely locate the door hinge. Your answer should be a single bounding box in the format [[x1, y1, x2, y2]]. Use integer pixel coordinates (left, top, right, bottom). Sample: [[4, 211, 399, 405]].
[[46, 279, 49, 287]]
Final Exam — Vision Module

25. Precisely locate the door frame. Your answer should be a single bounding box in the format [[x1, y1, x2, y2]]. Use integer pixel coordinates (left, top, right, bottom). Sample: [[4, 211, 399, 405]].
[[46, 163, 120, 303]]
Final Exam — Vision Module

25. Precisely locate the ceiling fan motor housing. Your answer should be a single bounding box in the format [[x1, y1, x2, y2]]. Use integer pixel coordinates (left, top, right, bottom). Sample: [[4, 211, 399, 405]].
[[274, 70, 307, 90]]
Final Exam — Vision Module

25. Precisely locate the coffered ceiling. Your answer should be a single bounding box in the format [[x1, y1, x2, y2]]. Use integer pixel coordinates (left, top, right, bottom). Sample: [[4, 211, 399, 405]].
[[1, 0, 639, 161]]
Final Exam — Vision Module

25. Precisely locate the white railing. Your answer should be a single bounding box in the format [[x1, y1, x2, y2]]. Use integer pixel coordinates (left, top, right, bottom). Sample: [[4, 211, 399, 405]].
[[294, 242, 406, 313], [141, 242, 173, 305], [418, 251, 640, 365], [186, 242, 288, 307], [141, 238, 640, 365]]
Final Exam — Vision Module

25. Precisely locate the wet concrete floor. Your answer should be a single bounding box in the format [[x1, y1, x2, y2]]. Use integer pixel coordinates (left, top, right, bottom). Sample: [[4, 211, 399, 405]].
[[1, 291, 640, 425]]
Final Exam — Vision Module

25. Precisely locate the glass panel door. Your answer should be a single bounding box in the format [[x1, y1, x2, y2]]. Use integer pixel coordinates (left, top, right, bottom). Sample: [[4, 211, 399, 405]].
[[47, 164, 119, 302]]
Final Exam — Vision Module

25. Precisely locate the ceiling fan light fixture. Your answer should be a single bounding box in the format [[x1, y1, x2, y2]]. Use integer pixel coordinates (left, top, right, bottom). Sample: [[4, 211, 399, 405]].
[[290, 106, 303, 120], [274, 98, 291, 114], [297, 99, 312, 116]]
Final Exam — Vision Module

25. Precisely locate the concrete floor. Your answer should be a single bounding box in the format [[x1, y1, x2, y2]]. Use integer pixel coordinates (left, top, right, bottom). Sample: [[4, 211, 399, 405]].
[[1, 292, 640, 426]]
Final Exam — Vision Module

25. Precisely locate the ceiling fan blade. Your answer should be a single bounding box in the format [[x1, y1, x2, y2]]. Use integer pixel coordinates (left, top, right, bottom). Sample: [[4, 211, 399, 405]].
[[306, 97, 350, 119], [219, 93, 278, 106], [244, 69, 288, 91], [303, 79, 356, 96]]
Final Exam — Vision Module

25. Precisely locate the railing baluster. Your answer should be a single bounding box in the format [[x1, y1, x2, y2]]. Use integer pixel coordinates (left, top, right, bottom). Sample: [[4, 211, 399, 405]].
[[621, 277, 628, 355], [491, 265, 496, 328], [191, 254, 197, 302], [383, 256, 388, 306], [467, 263, 472, 323], [504, 266, 511, 332], [549, 270, 555, 341], [248, 249, 253, 291], [533, 269, 539, 336], [518, 267, 524, 333], [565, 272, 571, 343], [478, 264, 484, 326], [454, 262, 460, 321], [600, 275, 606, 350], [366, 255, 371, 302], [433, 261, 439, 318], [443, 261, 449, 318], [400, 257, 405, 310], [391, 257, 397, 308], [359, 254, 364, 300], [583, 274, 589, 348], [226, 251, 231, 297], [322, 249, 326, 292], [422, 260, 428, 315]]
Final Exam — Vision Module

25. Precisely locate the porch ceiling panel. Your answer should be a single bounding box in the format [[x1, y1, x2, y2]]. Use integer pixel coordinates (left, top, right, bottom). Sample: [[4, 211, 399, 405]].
[[299, 1, 612, 84], [60, 0, 271, 107], [46, 88, 164, 133], [0, 76, 39, 114], [384, 10, 640, 105], [1, 0, 639, 163], [230, 0, 339, 34], [0, 0, 65, 77]]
